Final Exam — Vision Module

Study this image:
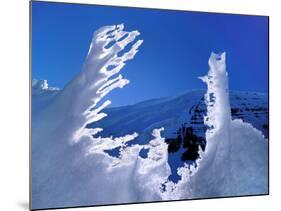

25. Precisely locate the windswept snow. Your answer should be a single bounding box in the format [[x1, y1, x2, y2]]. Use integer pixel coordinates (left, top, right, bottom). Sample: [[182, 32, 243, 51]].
[[190, 52, 268, 198], [32, 24, 170, 209], [157, 52, 268, 200], [32, 24, 146, 208], [32, 25, 268, 209]]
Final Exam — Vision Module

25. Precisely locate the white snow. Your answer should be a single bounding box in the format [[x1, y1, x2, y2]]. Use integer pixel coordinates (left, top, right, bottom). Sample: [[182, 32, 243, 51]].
[[156, 52, 268, 200], [32, 24, 170, 209], [190, 52, 268, 198], [31, 24, 268, 209]]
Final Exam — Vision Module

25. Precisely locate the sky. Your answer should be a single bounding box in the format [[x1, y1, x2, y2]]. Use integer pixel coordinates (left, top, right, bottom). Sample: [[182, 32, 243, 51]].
[[32, 1, 269, 107]]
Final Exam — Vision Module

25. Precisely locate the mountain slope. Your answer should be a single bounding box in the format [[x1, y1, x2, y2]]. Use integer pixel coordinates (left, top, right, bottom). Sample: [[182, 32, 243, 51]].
[[33, 84, 268, 183], [89, 90, 268, 139], [89, 90, 268, 181]]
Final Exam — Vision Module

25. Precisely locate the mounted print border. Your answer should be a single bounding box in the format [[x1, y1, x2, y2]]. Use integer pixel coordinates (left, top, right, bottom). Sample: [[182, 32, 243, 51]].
[[30, 1, 269, 210]]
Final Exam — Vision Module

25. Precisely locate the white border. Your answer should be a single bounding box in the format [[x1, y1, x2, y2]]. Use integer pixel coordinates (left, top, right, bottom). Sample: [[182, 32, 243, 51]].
[[1, 0, 280, 210]]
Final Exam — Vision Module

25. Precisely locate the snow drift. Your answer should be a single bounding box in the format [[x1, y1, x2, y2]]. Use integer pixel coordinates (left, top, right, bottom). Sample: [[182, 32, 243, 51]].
[[31, 25, 268, 209]]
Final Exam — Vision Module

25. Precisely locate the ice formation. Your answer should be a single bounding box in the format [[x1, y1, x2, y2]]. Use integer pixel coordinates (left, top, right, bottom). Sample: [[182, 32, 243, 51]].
[[159, 52, 268, 200], [190, 52, 268, 198], [32, 24, 268, 209], [32, 24, 172, 209]]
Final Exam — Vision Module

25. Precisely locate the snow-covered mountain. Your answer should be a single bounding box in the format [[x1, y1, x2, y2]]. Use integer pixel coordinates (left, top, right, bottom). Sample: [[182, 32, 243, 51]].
[[32, 79, 268, 184], [32, 80, 268, 185], [90, 90, 268, 141], [89, 90, 268, 181], [32, 80, 268, 184]]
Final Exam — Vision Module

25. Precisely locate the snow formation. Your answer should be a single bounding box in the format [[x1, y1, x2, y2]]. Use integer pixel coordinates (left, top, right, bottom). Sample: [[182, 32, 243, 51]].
[[32, 25, 268, 209], [156, 52, 268, 200], [32, 24, 172, 209], [191, 52, 268, 198]]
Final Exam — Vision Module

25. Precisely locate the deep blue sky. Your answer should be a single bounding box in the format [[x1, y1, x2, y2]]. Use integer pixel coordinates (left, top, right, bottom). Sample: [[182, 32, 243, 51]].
[[32, 1, 268, 107]]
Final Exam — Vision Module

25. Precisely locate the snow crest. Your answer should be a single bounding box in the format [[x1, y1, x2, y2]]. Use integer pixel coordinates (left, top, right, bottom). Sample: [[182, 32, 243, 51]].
[[191, 52, 268, 197], [32, 24, 172, 209], [158, 52, 268, 200]]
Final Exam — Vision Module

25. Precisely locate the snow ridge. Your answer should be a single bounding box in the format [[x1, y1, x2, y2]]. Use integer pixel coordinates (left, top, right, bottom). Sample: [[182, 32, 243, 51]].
[[157, 52, 268, 200], [191, 52, 268, 197], [32, 24, 171, 209]]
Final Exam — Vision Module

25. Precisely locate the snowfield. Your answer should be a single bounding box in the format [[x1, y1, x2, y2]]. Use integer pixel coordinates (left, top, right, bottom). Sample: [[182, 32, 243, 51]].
[[31, 25, 268, 209]]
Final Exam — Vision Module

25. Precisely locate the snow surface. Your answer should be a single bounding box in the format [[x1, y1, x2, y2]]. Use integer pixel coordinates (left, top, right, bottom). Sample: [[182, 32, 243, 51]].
[[31, 25, 268, 209]]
